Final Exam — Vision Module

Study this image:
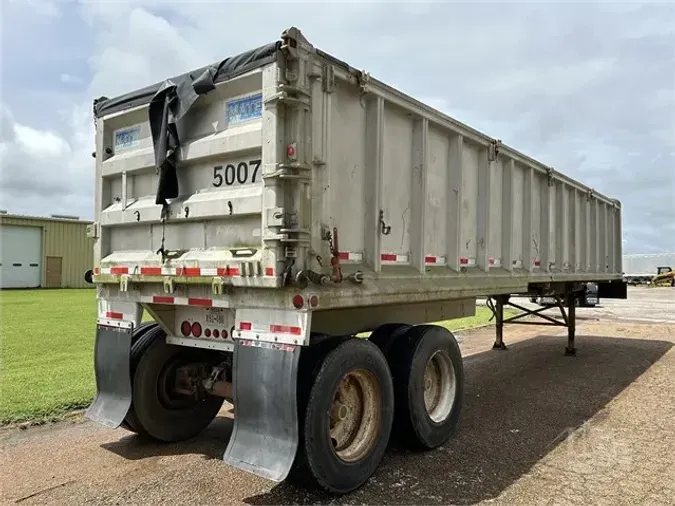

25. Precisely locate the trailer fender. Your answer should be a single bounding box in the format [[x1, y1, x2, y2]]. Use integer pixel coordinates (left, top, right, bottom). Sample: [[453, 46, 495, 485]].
[[223, 340, 301, 482], [86, 323, 134, 428]]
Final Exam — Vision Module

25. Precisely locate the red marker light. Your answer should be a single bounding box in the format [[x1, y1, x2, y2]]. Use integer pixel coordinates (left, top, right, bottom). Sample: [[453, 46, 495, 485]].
[[191, 322, 202, 338], [293, 295, 304, 309], [213, 329, 220, 338], [181, 321, 191, 337], [205, 328, 211, 338]]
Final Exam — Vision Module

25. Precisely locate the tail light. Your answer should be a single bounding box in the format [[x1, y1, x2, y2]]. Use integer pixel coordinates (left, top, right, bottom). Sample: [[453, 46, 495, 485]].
[[191, 322, 202, 338]]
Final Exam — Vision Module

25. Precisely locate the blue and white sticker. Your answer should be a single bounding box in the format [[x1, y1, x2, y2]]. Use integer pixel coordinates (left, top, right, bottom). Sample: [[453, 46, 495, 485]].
[[114, 126, 140, 151], [226, 93, 263, 126]]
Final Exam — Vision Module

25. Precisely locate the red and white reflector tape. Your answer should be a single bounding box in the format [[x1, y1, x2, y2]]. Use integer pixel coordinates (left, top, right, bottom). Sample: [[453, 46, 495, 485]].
[[512, 259, 523, 268], [459, 257, 476, 267], [139, 295, 230, 308], [95, 265, 279, 278], [269, 324, 302, 336], [381, 253, 409, 263], [338, 252, 363, 263], [424, 255, 446, 266], [533, 260, 541, 267]]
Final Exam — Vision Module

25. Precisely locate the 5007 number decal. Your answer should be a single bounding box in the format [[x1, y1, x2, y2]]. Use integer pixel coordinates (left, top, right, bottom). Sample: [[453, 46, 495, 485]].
[[213, 159, 261, 187]]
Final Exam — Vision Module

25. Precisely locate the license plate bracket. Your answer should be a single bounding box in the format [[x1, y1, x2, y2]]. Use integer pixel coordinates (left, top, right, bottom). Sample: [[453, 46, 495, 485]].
[[205, 307, 226, 326]]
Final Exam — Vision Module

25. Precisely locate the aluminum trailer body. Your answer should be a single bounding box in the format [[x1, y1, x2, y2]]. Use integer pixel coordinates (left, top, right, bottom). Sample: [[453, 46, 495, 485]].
[[85, 27, 626, 493], [622, 253, 675, 284]]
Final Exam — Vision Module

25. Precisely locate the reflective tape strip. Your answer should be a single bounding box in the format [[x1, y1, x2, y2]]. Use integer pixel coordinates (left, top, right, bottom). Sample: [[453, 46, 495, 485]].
[[96, 266, 244, 277], [265, 267, 275, 276], [176, 267, 201, 276], [217, 267, 240, 277], [381, 253, 408, 263], [152, 295, 174, 304], [270, 324, 302, 335], [139, 295, 230, 308], [533, 260, 541, 267], [188, 297, 212, 307], [459, 257, 476, 266], [105, 311, 124, 320], [424, 255, 446, 266], [339, 252, 364, 262], [512, 259, 523, 268], [140, 266, 162, 275]]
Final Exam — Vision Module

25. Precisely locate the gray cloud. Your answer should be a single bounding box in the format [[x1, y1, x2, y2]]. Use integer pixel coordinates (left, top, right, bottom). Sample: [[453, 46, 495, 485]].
[[1, 0, 673, 252]]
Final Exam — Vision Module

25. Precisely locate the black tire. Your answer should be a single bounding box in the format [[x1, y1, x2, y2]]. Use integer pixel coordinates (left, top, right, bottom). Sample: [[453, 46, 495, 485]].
[[120, 322, 159, 434], [131, 335, 224, 442], [388, 325, 464, 450], [368, 323, 411, 359], [292, 338, 394, 494]]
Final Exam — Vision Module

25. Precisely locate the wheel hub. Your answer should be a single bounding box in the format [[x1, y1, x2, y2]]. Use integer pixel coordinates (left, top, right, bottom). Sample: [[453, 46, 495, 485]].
[[329, 369, 382, 463], [423, 350, 456, 423]]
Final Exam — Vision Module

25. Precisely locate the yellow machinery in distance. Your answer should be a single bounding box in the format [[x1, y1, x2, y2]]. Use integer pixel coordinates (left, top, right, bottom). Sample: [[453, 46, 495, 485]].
[[652, 266, 675, 287]]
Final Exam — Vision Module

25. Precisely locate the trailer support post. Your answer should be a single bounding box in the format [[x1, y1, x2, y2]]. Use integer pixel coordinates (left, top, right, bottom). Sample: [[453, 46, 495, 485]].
[[492, 295, 508, 350], [564, 288, 577, 356]]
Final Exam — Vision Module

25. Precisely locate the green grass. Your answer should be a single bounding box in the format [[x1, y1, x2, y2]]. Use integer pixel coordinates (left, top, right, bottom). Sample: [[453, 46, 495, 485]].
[[0, 289, 98, 424], [0, 290, 509, 424], [435, 306, 507, 332]]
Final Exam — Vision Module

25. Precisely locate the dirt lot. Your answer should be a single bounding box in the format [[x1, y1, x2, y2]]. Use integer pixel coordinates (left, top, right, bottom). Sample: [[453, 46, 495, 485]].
[[2, 287, 674, 505]]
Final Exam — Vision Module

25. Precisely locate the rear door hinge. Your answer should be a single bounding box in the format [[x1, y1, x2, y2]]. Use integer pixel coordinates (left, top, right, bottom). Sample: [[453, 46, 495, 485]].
[[163, 277, 175, 294], [212, 277, 224, 295], [120, 274, 131, 292]]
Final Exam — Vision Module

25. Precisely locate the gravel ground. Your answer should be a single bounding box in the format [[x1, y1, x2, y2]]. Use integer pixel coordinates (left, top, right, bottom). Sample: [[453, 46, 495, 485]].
[[1, 287, 674, 505]]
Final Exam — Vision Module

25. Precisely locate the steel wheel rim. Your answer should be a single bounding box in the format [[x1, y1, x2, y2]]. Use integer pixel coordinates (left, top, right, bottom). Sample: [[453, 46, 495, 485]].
[[329, 369, 382, 463], [423, 350, 456, 423], [157, 357, 197, 411]]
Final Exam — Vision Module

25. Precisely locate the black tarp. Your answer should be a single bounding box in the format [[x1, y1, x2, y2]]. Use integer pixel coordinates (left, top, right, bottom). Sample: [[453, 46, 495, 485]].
[[93, 42, 280, 207]]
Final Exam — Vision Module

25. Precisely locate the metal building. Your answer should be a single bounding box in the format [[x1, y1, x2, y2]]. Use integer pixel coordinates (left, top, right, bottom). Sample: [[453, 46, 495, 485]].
[[0, 212, 94, 289]]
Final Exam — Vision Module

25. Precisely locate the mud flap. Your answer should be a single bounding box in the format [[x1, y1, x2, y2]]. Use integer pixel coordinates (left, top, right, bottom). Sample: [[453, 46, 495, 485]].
[[85, 324, 133, 428], [223, 341, 301, 482]]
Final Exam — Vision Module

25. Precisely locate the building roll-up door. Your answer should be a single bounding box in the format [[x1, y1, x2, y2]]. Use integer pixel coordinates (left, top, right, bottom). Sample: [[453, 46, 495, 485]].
[[0, 225, 43, 288]]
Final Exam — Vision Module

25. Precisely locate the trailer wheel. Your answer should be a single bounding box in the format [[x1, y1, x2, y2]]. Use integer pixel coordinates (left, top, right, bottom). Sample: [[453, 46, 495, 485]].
[[294, 338, 394, 494], [389, 325, 463, 449], [131, 336, 224, 442], [368, 323, 411, 358], [120, 322, 160, 435]]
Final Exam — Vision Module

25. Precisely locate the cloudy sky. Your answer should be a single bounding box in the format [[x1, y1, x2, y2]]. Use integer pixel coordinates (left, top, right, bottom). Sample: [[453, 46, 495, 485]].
[[1, 0, 673, 254]]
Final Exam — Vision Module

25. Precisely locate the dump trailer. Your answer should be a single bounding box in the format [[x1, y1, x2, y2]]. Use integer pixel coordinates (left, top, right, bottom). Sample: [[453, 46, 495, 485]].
[[85, 27, 627, 494]]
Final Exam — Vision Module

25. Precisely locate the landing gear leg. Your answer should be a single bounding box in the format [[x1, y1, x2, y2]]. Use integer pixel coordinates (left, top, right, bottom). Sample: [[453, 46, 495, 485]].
[[565, 289, 577, 356], [492, 295, 508, 350]]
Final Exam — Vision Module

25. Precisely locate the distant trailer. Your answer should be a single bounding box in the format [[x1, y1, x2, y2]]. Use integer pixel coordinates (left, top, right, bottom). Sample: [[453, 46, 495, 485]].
[[622, 253, 675, 284]]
